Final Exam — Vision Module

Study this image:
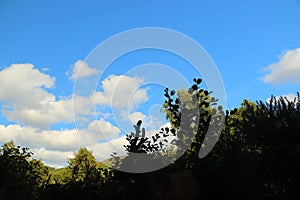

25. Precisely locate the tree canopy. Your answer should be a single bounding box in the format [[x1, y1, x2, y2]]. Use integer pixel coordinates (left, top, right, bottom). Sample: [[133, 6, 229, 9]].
[[0, 79, 299, 200]]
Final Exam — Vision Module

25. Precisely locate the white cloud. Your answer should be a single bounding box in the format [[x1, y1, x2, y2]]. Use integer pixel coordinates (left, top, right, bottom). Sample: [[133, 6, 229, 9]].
[[3, 98, 73, 129], [0, 118, 123, 167], [0, 121, 176, 167], [121, 111, 147, 124], [42, 68, 49, 71], [0, 124, 82, 152], [89, 136, 128, 161], [0, 64, 95, 128], [267, 93, 299, 104], [280, 93, 298, 102], [0, 63, 55, 108], [0, 64, 154, 167], [146, 122, 173, 138], [87, 119, 121, 140], [93, 75, 149, 109], [89, 122, 176, 165], [68, 60, 98, 80], [0, 119, 122, 153], [262, 47, 300, 84], [32, 148, 74, 168]]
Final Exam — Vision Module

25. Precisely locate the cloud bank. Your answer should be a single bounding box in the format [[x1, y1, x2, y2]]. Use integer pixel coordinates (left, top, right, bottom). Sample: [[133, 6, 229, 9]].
[[0, 62, 155, 167]]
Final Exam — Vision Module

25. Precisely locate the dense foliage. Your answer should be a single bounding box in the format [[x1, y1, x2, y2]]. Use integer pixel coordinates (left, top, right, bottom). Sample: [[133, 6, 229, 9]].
[[0, 79, 299, 200]]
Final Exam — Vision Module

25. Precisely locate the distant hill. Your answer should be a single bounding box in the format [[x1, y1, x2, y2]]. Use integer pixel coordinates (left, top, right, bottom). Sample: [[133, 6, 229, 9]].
[[100, 155, 127, 167], [48, 160, 114, 184]]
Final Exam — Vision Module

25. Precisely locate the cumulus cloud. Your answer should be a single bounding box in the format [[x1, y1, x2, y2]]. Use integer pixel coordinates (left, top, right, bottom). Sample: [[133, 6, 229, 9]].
[[0, 118, 123, 167], [0, 63, 153, 167], [89, 136, 128, 161], [279, 93, 298, 102], [0, 64, 95, 128], [89, 122, 174, 162], [3, 98, 74, 128], [32, 148, 74, 168], [89, 122, 177, 167], [0, 64, 62, 128], [262, 47, 300, 84], [0, 121, 176, 167], [0, 65, 149, 129], [0, 63, 55, 108], [93, 75, 149, 109], [121, 111, 147, 124], [267, 93, 299, 104], [68, 60, 98, 80], [0, 124, 81, 152], [87, 119, 121, 140], [0, 119, 121, 152]]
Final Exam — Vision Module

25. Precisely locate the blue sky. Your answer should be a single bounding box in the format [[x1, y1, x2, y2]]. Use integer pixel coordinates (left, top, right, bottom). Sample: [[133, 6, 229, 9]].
[[0, 0, 300, 167]]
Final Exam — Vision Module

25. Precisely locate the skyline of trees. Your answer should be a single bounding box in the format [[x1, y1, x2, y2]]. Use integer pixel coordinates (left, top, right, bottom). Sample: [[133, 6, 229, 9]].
[[0, 79, 299, 199]]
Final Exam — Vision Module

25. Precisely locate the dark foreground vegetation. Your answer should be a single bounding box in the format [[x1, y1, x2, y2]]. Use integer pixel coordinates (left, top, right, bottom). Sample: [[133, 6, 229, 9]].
[[0, 79, 299, 200]]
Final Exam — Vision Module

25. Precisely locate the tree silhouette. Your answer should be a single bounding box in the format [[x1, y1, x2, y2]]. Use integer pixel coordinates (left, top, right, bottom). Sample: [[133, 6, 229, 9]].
[[1, 79, 299, 200], [0, 141, 49, 200]]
